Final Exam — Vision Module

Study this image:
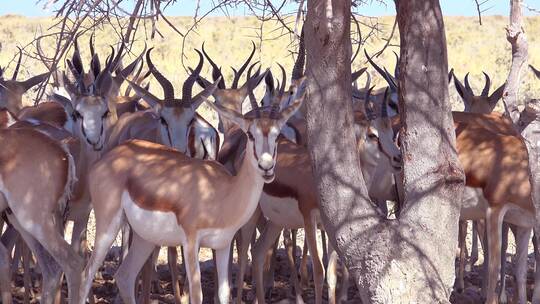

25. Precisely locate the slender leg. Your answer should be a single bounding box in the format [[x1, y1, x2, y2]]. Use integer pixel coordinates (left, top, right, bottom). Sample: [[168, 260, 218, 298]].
[[0, 233, 13, 304], [80, 210, 124, 304], [456, 220, 467, 293], [120, 223, 131, 263], [300, 234, 309, 289], [22, 241, 33, 304], [304, 214, 324, 304], [480, 219, 488, 300], [216, 246, 232, 304], [327, 242, 338, 304], [253, 222, 282, 304], [184, 239, 202, 304], [513, 226, 531, 304], [499, 223, 510, 304], [235, 210, 259, 304], [485, 207, 505, 304], [532, 229, 540, 303], [468, 220, 479, 271], [320, 229, 328, 269], [283, 229, 304, 304], [115, 233, 155, 304], [168, 246, 183, 304], [7, 217, 62, 304]]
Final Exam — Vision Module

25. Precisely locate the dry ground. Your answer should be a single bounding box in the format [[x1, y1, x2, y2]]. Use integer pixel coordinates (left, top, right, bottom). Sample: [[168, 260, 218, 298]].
[[7, 218, 538, 304]]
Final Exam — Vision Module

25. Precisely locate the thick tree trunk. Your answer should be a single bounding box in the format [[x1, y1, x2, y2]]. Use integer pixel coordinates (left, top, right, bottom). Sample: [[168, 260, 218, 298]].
[[502, 0, 528, 123], [304, 0, 464, 302], [504, 1, 540, 302]]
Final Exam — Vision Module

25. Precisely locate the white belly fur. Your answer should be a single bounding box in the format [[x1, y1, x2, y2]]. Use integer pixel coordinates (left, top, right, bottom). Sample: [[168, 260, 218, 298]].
[[260, 192, 305, 229], [122, 191, 237, 249], [122, 191, 187, 247]]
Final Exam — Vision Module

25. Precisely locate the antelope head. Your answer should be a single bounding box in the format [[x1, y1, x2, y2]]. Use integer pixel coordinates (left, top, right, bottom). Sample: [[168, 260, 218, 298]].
[[197, 42, 260, 132], [356, 84, 402, 187], [206, 77, 307, 182], [0, 47, 49, 113], [452, 71, 505, 113], [57, 45, 117, 151], [125, 48, 220, 154]]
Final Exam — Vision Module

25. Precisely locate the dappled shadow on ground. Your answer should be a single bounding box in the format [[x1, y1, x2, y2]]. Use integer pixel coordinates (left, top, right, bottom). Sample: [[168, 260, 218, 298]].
[[8, 248, 537, 303]]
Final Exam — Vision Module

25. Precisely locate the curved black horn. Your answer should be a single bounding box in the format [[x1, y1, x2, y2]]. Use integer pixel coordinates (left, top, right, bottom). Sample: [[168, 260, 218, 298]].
[[248, 83, 260, 118], [202, 42, 225, 89], [481, 71, 491, 97], [89, 33, 95, 57], [231, 41, 256, 89], [364, 86, 376, 121], [183, 50, 204, 101], [146, 47, 174, 100], [292, 28, 305, 80], [464, 73, 474, 96], [393, 50, 400, 79], [72, 36, 84, 76], [381, 87, 389, 118], [12, 47, 23, 81], [365, 49, 396, 91], [277, 63, 287, 96]]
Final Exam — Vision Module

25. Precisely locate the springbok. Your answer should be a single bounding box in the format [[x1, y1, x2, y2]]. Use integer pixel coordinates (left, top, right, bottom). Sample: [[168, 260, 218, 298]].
[[0, 127, 82, 304], [51, 45, 119, 256], [451, 112, 534, 304], [107, 48, 219, 159], [78, 76, 305, 304], [252, 85, 402, 304], [450, 70, 510, 300], [106, 48, 224, 302], [0, 48, 49, 113]]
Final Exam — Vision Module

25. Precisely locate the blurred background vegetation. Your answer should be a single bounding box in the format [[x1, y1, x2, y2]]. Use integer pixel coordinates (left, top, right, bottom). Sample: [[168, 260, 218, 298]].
[[0, 14, 539, 120]]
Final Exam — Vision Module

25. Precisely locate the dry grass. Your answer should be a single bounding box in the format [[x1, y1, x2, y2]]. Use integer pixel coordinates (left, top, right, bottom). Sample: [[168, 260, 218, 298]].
[[0, 14, 539, 116]]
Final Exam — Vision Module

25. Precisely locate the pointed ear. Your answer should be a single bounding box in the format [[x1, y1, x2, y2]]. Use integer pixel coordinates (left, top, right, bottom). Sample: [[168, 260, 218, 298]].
[[50, 93, 74, 115], [125, 78, 162, 111], [18, 72, 49, 92], [278, 92, 305, 126], [191, 77, 221, 110], [489, 83, 505, 104], [205, 99, 249, 131]]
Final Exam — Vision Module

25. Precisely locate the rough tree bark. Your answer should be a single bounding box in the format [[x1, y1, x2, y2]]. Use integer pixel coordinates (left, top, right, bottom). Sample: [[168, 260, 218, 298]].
[[304, 0, 464, 302], [503, 1, 540, 302], [502, 0, 528, 124]]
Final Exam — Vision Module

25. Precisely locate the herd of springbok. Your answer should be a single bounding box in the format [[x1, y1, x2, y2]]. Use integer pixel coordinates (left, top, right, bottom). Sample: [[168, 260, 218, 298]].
[[0, 30, 540, 304]]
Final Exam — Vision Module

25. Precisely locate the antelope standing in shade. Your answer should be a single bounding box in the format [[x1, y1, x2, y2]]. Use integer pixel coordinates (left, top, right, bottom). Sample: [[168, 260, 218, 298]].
[[0, 127, 81, 303], [252, 85, 402, 304], [451, 70, 509, 301], [78, 75, 305, 304]]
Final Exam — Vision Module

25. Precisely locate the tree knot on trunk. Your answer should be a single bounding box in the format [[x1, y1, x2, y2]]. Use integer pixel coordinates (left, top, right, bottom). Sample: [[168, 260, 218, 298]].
[[435, 160, 465, 186]]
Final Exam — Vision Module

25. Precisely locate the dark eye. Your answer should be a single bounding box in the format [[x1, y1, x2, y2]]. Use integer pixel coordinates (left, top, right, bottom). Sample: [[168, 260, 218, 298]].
[[160, 117, 168, 125], [368, 133, 378, 140], [102, 110, 110, 118], [247, 131, 254, 141], [73, 111, 82, 120]]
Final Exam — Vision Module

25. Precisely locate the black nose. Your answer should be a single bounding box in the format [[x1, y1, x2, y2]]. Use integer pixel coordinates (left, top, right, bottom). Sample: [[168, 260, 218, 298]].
[[393, 156, 402, 163]]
